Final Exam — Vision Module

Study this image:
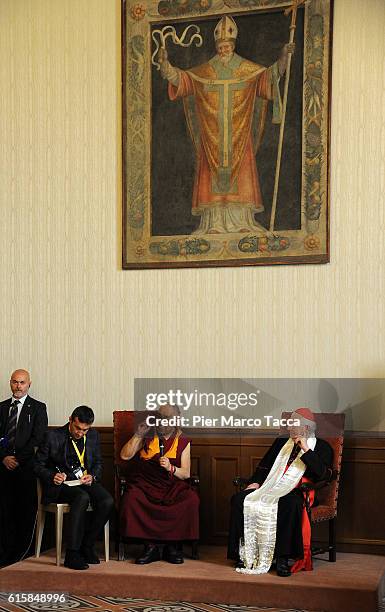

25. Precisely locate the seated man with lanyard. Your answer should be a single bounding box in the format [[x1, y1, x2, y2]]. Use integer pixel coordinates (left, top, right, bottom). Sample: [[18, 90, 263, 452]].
[[119, 403, 199, 564], [35, 406, 114, 570], [227, 408, 333, 577]]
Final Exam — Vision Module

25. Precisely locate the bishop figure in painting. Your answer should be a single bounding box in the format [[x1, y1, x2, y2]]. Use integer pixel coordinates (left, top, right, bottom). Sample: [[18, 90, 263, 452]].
[[158, 16, 293, 235]]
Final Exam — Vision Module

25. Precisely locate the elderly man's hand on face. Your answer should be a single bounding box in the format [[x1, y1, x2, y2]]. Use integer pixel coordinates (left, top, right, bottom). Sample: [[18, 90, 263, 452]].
[[292, 436, 309, 452]]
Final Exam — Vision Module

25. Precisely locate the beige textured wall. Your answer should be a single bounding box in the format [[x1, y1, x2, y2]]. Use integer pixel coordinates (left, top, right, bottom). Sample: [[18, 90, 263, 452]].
[[0, 0, 384, 426]]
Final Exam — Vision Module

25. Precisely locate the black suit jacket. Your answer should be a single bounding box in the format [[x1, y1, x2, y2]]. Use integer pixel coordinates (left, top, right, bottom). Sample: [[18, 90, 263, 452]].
[[34, 424, 103, 503], [0, 395, 48, 467], [250, 437, 333, 485]]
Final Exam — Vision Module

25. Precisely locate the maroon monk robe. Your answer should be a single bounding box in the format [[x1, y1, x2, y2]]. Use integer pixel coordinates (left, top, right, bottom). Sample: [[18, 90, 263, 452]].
[[120, 435, 199, 541]]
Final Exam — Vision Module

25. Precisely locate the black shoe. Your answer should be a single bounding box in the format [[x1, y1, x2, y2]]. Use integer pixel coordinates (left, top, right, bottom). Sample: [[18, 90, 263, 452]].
[[64, 550, 89, 570], [234, 558, 245, 569], [276, 556, 291, 577], [135, 544, 161, 565], [80, 546, 100, 564], [163, 545, 184, 564]]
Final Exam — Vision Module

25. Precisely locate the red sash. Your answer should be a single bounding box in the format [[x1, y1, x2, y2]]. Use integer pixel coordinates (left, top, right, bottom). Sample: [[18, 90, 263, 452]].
[[291, 476, 315, 572]]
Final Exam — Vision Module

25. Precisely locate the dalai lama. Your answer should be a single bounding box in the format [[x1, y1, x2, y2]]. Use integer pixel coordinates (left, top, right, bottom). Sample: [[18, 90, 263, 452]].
[[119, 404, 199, 564]]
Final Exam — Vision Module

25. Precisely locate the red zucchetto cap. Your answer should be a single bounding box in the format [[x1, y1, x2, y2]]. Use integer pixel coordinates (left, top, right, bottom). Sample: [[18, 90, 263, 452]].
[[291, 407, 316, 426]]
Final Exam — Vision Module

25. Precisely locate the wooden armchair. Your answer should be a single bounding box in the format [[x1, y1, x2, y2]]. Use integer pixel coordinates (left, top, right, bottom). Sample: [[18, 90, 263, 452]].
[[300, 420, 345, 562], [113, 410, 200, 561], [112, 410, 135, 560]]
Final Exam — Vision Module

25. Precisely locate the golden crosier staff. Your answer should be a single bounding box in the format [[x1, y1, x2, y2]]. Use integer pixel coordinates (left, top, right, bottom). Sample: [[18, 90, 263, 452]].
[[269, 0, 307, 233]]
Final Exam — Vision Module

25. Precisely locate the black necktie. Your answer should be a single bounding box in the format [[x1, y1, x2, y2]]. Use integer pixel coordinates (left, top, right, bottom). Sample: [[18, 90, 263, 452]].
[[6, 400, 19, 451]]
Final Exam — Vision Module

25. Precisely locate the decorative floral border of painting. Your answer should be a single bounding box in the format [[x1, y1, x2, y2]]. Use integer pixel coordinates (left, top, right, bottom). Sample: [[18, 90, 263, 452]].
[[122, 0, 332, 268]]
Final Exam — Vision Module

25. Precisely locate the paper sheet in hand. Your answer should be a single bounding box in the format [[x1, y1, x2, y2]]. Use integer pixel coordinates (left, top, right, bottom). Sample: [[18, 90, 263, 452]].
[[63, 479, 82, 487]]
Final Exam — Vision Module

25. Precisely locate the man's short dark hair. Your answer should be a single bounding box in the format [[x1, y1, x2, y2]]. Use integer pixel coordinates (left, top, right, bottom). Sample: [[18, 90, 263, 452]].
[[71, 405, 95, 425]]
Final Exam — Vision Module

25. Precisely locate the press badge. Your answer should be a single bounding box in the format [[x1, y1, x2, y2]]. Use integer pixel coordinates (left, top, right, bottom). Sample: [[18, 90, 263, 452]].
[[73, 467, 84, 479]]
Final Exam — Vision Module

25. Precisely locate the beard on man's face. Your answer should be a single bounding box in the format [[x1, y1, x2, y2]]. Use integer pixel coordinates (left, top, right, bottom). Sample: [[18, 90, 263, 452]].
[[218, 53, 233, 64]]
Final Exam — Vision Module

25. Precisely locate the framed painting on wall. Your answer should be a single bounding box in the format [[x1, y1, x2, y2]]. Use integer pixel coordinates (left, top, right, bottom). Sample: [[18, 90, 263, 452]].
[[122, 0, 332, 269]]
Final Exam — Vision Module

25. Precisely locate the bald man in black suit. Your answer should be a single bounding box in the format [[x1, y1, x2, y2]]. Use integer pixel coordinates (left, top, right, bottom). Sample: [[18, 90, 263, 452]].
[[0, 369, 48, 565]]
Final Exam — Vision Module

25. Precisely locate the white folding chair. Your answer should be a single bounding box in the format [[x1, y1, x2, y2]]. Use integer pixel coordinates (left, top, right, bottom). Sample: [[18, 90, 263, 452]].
[[35, 479, 109, 566]]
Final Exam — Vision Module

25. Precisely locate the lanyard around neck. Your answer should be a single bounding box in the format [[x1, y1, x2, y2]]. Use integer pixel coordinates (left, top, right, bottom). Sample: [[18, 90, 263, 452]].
[[71, 435, 86, 467]]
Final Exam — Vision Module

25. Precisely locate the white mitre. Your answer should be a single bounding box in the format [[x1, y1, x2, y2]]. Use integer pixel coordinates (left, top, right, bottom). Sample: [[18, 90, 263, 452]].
[[214, 15, 238, 44]]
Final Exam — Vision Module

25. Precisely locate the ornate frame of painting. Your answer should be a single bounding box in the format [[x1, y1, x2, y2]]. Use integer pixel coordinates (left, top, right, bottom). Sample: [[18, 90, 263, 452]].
[[122, 0, 332, 269]]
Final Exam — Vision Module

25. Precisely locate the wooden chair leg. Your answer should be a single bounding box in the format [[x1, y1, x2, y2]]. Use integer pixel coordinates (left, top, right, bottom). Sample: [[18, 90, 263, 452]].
[[104, 521, 110, 562], [35, 509, 46, 558], [191, 541, 199, 560], [55, 507, 64, 566], [329, 518, 336, 562]]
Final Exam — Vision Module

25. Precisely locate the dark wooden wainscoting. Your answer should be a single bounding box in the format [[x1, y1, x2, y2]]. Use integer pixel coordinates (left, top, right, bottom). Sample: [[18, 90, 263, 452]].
[[98, 430, 385, 555]]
